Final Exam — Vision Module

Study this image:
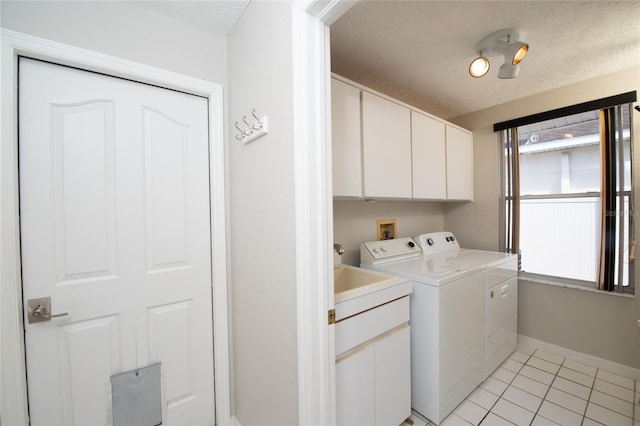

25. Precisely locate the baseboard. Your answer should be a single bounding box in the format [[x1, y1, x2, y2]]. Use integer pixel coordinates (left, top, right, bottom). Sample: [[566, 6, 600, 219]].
[[518, 334, 640, 380], [231, 414, 242, 426]]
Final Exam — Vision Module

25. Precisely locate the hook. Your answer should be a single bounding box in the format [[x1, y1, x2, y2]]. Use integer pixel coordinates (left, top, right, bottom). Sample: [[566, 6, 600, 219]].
[[234, 121, 245, 141], [251, 109, 263, 130], [242, 116, 255, 136], [235, 110, 268, 143]]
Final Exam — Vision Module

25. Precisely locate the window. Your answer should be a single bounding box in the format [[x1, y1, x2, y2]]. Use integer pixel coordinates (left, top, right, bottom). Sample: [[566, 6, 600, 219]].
[[497, 93, 636, 293]]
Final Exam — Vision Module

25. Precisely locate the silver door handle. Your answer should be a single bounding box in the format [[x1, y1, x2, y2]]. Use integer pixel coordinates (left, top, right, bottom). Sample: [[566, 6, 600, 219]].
[[27, 297, 68, 324]]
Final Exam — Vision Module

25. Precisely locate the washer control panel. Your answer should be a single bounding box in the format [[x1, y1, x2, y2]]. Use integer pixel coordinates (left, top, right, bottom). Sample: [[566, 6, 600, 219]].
[[414, 232, 460, 255], [360, 237, 422, 265]]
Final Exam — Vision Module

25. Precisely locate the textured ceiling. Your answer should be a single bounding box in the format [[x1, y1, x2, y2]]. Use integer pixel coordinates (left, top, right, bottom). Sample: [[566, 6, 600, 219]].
[[123, 1, 639, 119], [330, 1, 640, 120], [126, 0, 249, 36]]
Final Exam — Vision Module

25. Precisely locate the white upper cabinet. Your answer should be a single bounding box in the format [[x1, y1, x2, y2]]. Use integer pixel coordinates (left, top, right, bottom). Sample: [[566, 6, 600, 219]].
[[331, 78, 363, 198], [362, 91, 412, 198], [330, 76, 473, 201], [446, 125, 474, 201], [411, 111, 446, 200]]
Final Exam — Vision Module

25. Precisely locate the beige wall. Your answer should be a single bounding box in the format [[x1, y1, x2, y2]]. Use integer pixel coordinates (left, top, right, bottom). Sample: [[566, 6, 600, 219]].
[[333, 200, 445, 266], [0, 1, 227, 84], [227, 2, 299, 424], [446, 66, 640, 369]]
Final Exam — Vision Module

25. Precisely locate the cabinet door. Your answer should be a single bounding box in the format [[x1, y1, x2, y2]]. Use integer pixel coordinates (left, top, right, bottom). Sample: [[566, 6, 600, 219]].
[[332, 79, 363, 197], [411, 111, 446, 199], [446, 125, 474, 200], [336, 346, 376, 426], [375, 326, 411, 426], [362, 92, 412, 198]]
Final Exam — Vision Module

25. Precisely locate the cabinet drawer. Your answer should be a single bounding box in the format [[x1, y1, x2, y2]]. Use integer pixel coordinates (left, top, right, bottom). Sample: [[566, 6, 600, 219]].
[[335, 296, 409, 357], [486, 258, 518, 288], [487, 277, 517, 336]]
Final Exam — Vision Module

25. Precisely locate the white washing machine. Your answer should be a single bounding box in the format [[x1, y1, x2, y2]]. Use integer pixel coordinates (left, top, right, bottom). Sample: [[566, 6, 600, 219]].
[[361, 232, 517, 425]]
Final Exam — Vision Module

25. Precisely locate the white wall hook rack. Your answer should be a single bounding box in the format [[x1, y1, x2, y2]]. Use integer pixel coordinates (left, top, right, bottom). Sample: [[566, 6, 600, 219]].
[[234, 108, 268, 144]]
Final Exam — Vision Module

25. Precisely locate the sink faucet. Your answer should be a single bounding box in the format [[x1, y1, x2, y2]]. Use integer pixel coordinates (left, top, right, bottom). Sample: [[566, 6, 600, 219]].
[[333, 243, 345, 255]]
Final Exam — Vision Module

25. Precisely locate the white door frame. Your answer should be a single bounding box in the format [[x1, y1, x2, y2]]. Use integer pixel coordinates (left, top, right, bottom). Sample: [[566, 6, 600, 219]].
[[291, 1, 355, 424], [0, 29, 231, 425]]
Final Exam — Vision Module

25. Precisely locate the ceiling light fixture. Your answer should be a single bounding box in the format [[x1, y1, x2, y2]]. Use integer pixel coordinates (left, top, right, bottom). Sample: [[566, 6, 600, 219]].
[[469, 28, 529, 79]]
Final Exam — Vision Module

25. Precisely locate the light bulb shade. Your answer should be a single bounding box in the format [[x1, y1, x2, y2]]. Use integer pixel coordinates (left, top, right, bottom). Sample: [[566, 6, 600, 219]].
[[506, 42, 528, 65], [469, 56, 490, 77], [498, 62, 520, 79]]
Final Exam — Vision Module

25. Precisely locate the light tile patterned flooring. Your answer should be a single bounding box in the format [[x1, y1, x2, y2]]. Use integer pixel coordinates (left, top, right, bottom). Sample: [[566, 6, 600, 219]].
[[407, 346, 639, 426]]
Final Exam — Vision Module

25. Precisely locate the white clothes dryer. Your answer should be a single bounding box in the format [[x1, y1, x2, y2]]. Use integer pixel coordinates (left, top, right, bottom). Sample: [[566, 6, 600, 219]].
[[414, 232, 519, 380]]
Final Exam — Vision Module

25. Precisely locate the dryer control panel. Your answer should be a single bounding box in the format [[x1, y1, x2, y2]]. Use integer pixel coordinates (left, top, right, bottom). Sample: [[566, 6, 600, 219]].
[[361, 237, 422, 265], [414, 232, 461, 255]]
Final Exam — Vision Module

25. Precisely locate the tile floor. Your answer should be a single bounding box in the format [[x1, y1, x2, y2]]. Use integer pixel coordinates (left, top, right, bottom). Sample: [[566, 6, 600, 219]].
[[406, 346, 639, 426]]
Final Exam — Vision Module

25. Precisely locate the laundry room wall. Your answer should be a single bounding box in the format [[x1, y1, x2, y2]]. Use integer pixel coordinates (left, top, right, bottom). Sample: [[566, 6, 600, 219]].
[[333, 200, 445, 266], [0, 1, 227, 84], [226, 1, 299, 425], [445, 66, 640, 370]]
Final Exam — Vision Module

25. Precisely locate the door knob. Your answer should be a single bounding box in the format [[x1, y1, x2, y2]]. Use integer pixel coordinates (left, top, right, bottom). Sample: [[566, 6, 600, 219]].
[[27, 297, 68, 324]]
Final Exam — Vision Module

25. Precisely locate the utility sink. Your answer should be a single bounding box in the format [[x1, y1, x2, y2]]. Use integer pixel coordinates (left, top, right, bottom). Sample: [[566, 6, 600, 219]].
[[334, 264, 397, 293], [333, 264, 412, 321]]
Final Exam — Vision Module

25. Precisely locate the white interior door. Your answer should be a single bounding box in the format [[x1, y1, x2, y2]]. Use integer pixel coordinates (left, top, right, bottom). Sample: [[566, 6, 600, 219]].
[[19, 57, 215, 425]]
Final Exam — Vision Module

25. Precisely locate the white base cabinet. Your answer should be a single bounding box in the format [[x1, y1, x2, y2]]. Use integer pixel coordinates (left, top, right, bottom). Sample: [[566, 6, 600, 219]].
[[335, 295, 411, 426], [336, 325, 411, 426]]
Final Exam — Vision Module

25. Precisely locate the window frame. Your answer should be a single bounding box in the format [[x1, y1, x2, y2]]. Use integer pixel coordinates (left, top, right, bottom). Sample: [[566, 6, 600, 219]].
[[496, 93, 637, 294]]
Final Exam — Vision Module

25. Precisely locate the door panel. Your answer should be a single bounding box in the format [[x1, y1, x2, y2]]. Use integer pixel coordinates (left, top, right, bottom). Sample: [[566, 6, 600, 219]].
[[147, 301, 193, 401], [53, 101, 117, 281], [19, 57, 215, 425], [144, 108, 190, 270], [59, 317, 121, 425]]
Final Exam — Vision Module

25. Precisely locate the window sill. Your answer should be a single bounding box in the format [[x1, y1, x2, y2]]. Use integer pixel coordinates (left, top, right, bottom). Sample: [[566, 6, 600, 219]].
[[518, 273, 635, 299]]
